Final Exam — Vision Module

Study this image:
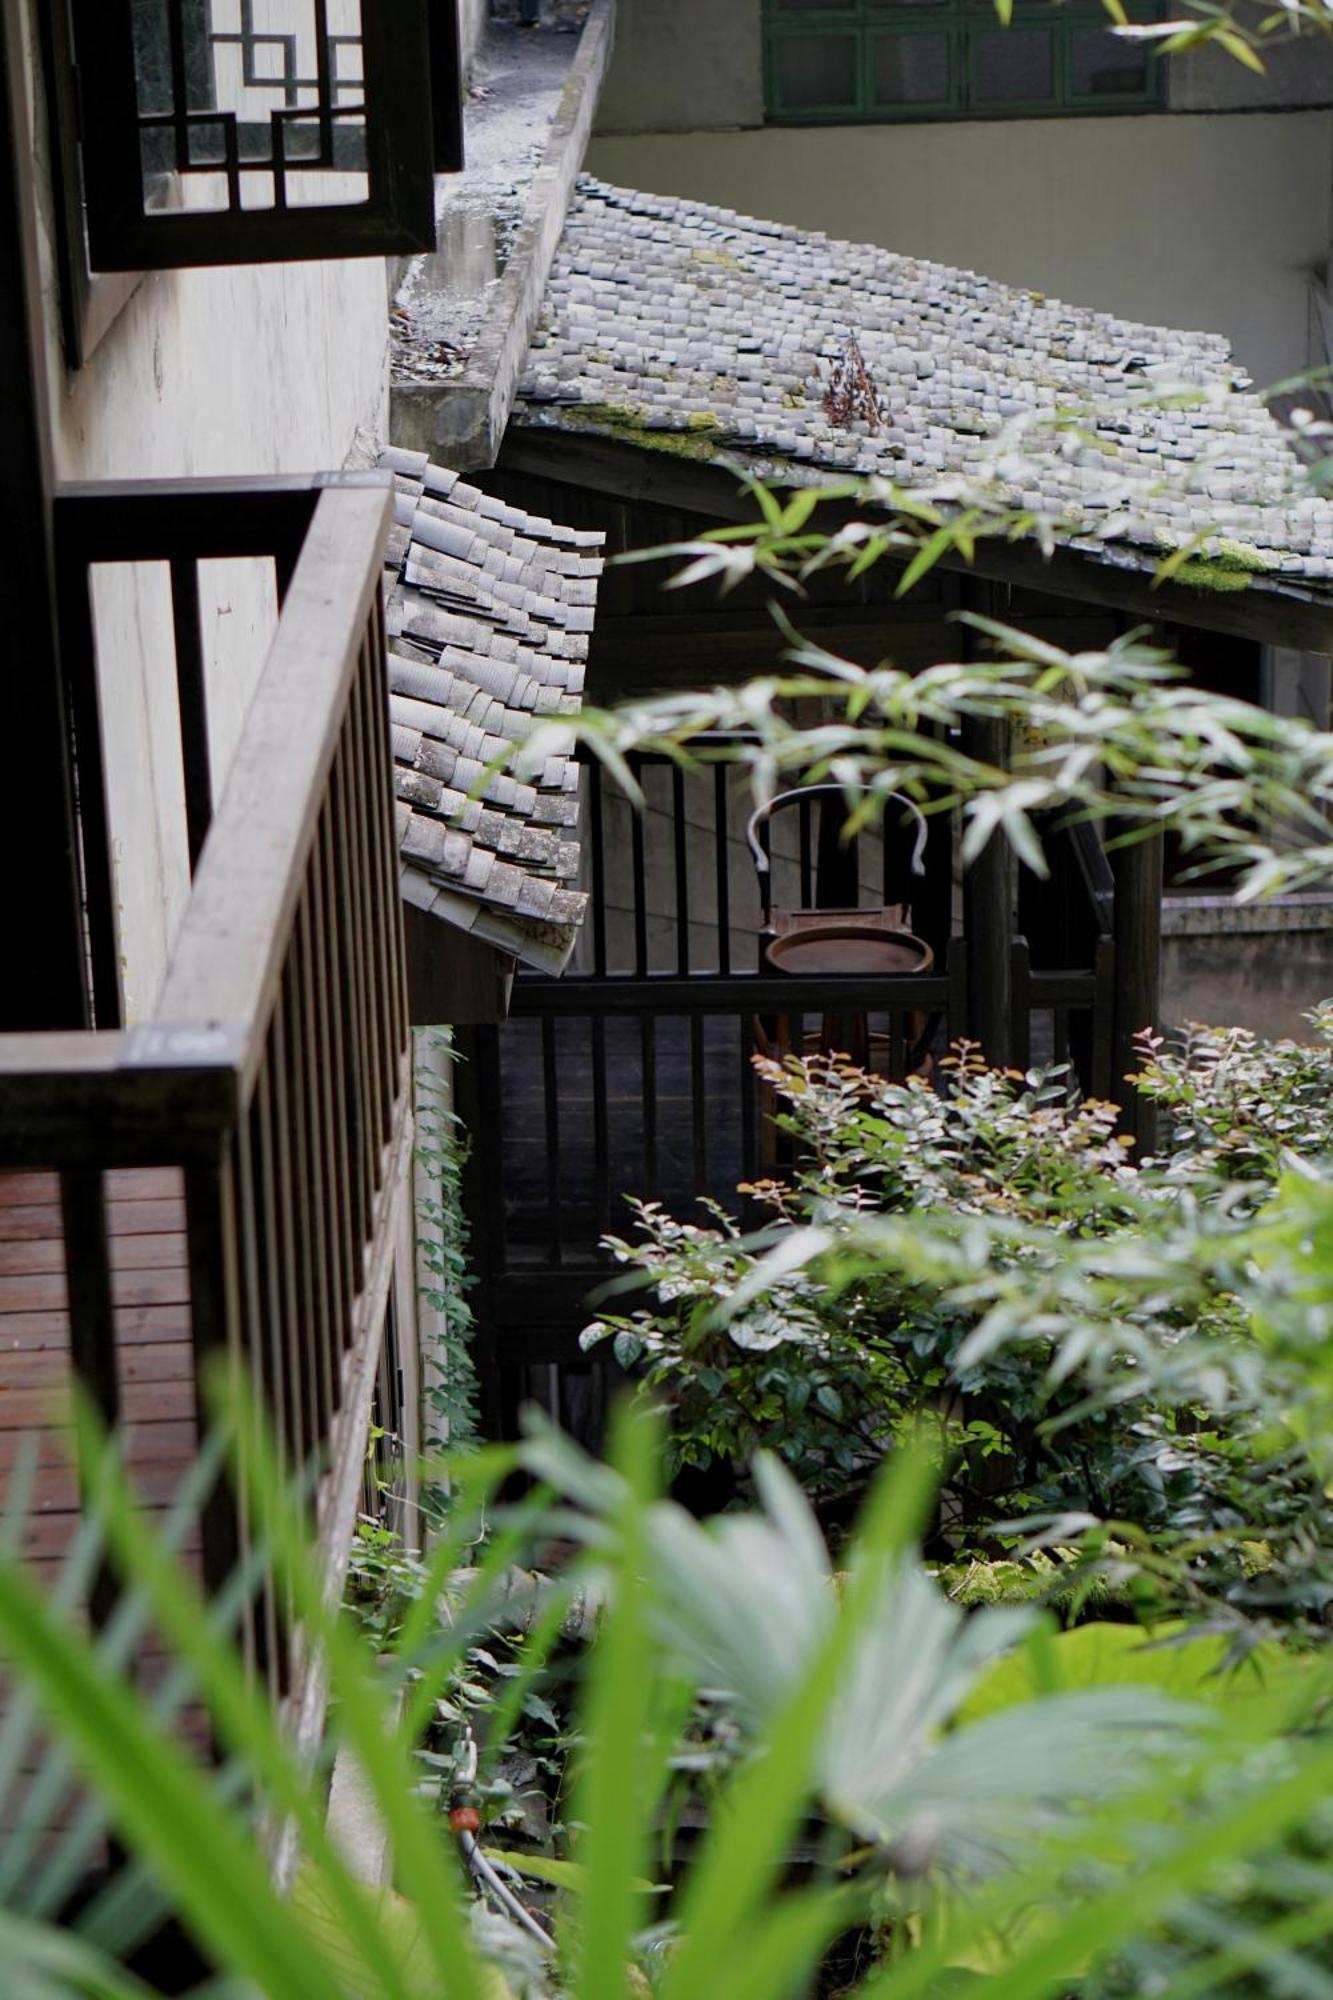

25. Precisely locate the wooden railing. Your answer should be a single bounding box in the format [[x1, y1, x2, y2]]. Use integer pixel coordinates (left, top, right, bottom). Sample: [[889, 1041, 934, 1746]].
[[0, 479, 412, 1723], [458, 745, 1115, 1435]]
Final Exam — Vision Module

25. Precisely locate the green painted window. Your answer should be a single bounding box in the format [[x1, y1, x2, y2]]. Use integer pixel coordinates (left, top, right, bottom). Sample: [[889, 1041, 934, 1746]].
[[764, 0, 1164, 122]]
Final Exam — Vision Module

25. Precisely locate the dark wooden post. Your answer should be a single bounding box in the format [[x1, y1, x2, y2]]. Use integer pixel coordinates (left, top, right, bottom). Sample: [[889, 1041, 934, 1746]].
[[1110, 827, 1162, 1154], [960, 712, 1014, 1067], [0, 0, 89, 1028]]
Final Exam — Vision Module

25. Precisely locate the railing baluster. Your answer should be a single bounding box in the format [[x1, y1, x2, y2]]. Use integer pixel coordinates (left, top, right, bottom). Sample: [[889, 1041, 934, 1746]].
[[266, 993, 309, 1479], [332, 742, 371, 1260], [641, 1015, 657, 1193], [691, 1015, 707, 1197], [673, 765, 689, 977], [294, 887, 337, 1436], [184, 1151, 252, 1677], [316, 804, 356, 1346], [1091, 936, 1116, 1101], [362, 595, 408, 1091], [348, 669, 388, 1164], [170, 557, 213, 871], [589, 761, 607, 978], [542, 1017, 563, 1267], [60, 1169, 120, 1632], [1010, 938, 1032, 1074], [739, 1019, 757, 1183], [282, 919, 329, 1443], [592, 1017, 610, 1238], [630, 758, 648, 977], [714, 765, 730, 978], [56, 550, 121, 1028]]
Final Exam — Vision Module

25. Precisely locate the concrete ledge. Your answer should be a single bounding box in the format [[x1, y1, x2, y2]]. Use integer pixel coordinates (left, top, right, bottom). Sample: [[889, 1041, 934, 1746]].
[[1163, 891, 1333, 937], [391, 0, 615, 470]]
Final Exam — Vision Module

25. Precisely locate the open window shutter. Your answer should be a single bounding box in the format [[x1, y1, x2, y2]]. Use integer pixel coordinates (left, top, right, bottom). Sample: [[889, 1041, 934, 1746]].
[[68, 0, 445, 271]]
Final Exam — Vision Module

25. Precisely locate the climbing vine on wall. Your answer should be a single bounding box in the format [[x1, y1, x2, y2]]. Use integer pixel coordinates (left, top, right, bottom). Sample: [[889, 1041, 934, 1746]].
[[415, 1027, 481, 1456]]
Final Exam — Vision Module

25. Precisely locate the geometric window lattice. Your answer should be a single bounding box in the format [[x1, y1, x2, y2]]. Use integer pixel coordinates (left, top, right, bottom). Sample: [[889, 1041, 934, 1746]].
[[68, 0, 451, 270], [763, 0, 1165, 126]]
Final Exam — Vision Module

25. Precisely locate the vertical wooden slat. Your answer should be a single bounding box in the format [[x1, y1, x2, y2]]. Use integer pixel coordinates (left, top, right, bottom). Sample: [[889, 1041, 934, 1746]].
[[641, 1015, 657, 1192], [799, 795, 813, 909], [294, 887, 337, 1431], [1010, 937, 1032, 1074], [60, 1169, 119, 1431], [690, 1014, 707, 1196], [247, 1061, 290, 1480], [60, 1168, 120, 1633], [356, 631, 397, 1141], [591, 1016, 610, 1237], [363, 592, 408, 1087], [331, 742, 371, 1259], [56, 556, 121, 1029], [184, 1149, 252, 1675], [739, 1018, 757, 1182], [946, 937, 968, 1054], [630, 759, 648, 977], [541, 1016, 563, 1267], [1091, 935, 1116, 1102], [960, 713, 1013, 1067], [888, 1012, 905, 1082], [714, 764, 731, 978], [267, 990, 312, 1472], [1111, 827, 1163, 1150], [281, 932, 328, 1442], [316, 804, 357, 1337], [673, 765, 690, 976], [589, 761, 607, 978], [348, 668, 388, 1159], [170, 557, 213, 870]]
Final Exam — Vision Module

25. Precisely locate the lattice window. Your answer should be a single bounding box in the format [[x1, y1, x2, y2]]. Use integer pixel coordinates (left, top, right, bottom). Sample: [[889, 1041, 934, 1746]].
[[763, 0, 1165, 123], [58, 0, 455, 272]]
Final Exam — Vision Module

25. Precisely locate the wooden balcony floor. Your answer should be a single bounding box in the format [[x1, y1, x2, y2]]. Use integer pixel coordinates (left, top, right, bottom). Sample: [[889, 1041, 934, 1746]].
[[0, 1168, 200, 1577]]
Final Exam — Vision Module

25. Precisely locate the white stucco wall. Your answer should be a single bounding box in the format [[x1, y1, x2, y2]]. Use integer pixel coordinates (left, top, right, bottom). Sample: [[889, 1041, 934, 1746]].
[[588, 110, 1333, 393], [21, 0, 391, 1019]]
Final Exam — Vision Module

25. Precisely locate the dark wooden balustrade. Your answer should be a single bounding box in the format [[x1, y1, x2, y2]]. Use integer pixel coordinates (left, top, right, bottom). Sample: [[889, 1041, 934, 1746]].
[[460, 747, 1116, 1436], [0, 479, 412, 1755]]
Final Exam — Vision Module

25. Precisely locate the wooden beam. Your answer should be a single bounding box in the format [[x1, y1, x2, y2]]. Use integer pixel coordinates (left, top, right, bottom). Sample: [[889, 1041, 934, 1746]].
[[503, 422, 1333, 655]]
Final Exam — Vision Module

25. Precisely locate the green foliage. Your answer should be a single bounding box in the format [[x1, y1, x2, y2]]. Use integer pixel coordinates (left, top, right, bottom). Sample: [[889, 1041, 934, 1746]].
[[584, 1047, 1173, 1532], [415, 1029, 480, 1456], [12, 1401, 1333, 1997], [583, 1021, 1333, 1646]]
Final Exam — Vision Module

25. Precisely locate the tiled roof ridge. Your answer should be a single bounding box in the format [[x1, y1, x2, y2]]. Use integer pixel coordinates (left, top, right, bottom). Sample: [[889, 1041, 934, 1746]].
[[379, 445, 603, 976], [517, 177, 1333, 598]]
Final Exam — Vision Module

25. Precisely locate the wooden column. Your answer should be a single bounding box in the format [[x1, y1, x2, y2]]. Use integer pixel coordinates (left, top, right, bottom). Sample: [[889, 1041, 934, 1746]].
[[960, 712, 1015, 1066], [0, 0, 88, 1027], [1110, 827, 1162, 1154]]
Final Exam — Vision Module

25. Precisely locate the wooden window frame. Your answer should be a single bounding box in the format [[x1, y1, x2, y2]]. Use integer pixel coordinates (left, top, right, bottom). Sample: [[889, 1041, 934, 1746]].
[[763, 0, 1165, 124], [38, 0, 461, 368]]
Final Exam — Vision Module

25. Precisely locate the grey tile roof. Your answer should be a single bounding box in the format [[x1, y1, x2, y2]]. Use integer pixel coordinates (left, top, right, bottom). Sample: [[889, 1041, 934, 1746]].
[[379, 446, 604, 974], [516, 178, 1333, 603]]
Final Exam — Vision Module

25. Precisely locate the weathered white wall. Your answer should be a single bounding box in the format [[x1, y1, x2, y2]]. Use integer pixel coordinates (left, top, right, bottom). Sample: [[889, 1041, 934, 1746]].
[[21, 0, 391, 1018], [596, 0, 1333, 133], [588, 110, 1333, 391]]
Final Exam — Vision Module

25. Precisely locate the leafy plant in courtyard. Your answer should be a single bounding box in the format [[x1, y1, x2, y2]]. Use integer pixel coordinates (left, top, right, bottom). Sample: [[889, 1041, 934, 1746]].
[[9, 1393, 1333, 1996]]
